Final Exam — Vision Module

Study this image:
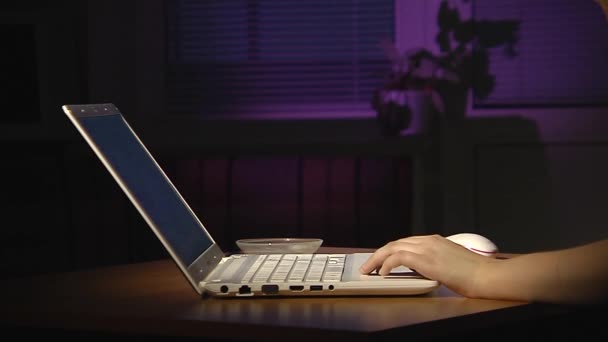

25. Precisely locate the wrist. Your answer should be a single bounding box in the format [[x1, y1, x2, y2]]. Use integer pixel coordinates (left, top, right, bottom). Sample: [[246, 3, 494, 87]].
[[468, 258, 498, 299]]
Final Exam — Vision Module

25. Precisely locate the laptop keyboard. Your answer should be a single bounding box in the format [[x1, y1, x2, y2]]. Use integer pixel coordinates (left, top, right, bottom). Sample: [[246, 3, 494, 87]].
[[238, 254, 346, 283]]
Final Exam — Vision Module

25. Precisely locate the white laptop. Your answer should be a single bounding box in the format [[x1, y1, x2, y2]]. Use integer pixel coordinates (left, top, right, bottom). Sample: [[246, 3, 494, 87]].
[[62, 103, 439, 298]]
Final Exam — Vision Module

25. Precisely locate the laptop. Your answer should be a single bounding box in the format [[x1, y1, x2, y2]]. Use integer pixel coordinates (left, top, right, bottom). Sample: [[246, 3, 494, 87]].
[[62, 103, 439, 298]]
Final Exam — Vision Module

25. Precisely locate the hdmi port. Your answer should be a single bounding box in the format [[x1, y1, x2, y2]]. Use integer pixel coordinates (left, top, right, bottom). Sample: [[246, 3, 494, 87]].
[[289, 285, 304, 292]]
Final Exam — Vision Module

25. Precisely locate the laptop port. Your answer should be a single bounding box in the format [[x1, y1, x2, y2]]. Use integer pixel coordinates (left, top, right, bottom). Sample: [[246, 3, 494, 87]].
[[289, 285, 304, 292], [238, 285, 252, 294], [310, 285, 323, 291], [261, 284, 279, 295]]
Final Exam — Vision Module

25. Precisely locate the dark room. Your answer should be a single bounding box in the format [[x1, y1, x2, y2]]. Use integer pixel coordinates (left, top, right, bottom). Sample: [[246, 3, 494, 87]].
[[1, 0, 607, 340]]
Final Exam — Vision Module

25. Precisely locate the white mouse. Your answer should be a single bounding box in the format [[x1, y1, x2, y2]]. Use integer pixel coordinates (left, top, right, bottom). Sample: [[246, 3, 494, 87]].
[[446, 233, 498, 257]]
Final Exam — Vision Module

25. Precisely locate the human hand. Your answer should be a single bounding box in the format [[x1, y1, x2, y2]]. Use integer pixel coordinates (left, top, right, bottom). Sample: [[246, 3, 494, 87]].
[[359, 234, 496, 297]]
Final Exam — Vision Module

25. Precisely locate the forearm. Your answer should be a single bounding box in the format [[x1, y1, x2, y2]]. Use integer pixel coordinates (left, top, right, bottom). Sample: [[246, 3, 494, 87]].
[[473, 240, 608, 304]]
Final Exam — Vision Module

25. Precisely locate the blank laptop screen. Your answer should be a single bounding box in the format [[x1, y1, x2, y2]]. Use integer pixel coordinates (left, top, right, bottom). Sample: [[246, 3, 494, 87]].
[[78, 114, 213, 265]]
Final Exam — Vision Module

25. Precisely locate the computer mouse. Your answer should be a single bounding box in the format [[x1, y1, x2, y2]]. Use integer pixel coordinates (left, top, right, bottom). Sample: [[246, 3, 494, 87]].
[[445, 233, 498, 257]]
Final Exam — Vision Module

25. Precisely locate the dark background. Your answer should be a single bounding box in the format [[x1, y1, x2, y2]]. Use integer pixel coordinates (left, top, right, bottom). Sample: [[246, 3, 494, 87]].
[[1, 0, 607, 279]]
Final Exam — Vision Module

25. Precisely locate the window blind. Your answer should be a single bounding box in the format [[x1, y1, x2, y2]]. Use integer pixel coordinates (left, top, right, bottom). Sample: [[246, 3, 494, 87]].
[[167, 0, 395, 118], [473, 0, 608, 107]]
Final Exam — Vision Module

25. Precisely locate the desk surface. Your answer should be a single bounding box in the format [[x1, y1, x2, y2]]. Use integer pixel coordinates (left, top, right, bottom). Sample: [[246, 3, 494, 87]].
[[0, 247, 574, 341]]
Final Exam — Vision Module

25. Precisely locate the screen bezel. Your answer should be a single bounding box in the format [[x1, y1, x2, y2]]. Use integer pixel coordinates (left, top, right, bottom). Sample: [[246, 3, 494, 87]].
[[62, 103, 225, 295]]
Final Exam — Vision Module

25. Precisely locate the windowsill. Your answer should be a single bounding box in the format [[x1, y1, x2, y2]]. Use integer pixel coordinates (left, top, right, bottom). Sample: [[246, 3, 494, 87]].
[[0, 115, 431, 157], [132, 116, 430, 156], [169, 108, 379, 121]]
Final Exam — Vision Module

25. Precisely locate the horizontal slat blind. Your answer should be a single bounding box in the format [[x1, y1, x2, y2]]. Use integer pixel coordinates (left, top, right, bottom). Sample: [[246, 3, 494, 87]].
[[167, 0, 394, 117], [473, 0, 608, 107]]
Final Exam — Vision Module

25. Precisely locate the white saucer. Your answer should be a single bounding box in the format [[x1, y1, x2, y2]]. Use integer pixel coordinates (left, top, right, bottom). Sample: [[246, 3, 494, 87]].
[[236, 238, 323, 254]]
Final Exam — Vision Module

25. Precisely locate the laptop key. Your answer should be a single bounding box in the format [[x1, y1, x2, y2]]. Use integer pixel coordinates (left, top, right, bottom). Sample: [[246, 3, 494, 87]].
[[241, 255, 266, 283], [304, 256, 327, 282], [270, 257, 296, 282]]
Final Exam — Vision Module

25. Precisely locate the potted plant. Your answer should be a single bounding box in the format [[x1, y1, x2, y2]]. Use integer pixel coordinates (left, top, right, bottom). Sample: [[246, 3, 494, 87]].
[[372, 0, 519, 136], [372, 43, 452, 136]]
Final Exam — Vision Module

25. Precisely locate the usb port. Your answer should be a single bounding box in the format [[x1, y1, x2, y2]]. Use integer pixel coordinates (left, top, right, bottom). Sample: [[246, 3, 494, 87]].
[[310, 285, 323, 291]]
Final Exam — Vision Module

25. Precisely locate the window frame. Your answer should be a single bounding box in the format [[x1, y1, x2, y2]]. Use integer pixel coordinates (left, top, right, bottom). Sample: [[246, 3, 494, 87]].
[[470, 0, 608, 109]]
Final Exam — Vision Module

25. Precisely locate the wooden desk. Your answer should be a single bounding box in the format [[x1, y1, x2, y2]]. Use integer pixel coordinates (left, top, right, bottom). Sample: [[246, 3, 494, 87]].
[[0, 247, 587, 341]]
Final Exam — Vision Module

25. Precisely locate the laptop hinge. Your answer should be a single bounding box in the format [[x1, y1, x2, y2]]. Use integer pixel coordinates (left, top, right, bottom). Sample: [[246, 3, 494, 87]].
[[187, 243, 226, 285]]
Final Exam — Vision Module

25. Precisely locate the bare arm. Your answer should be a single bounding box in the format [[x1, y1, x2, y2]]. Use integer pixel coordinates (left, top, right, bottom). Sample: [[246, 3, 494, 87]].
[[359, 235, 608, 304], [477, 239, 608, 304]]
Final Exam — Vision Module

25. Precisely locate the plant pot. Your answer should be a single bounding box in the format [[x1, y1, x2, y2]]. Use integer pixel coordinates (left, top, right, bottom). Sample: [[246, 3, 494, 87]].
[[374, 90, 434, 136]]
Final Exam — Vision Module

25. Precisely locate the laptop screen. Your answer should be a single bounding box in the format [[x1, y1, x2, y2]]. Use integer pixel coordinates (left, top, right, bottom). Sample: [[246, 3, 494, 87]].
[[78, 113, 214, 265]]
